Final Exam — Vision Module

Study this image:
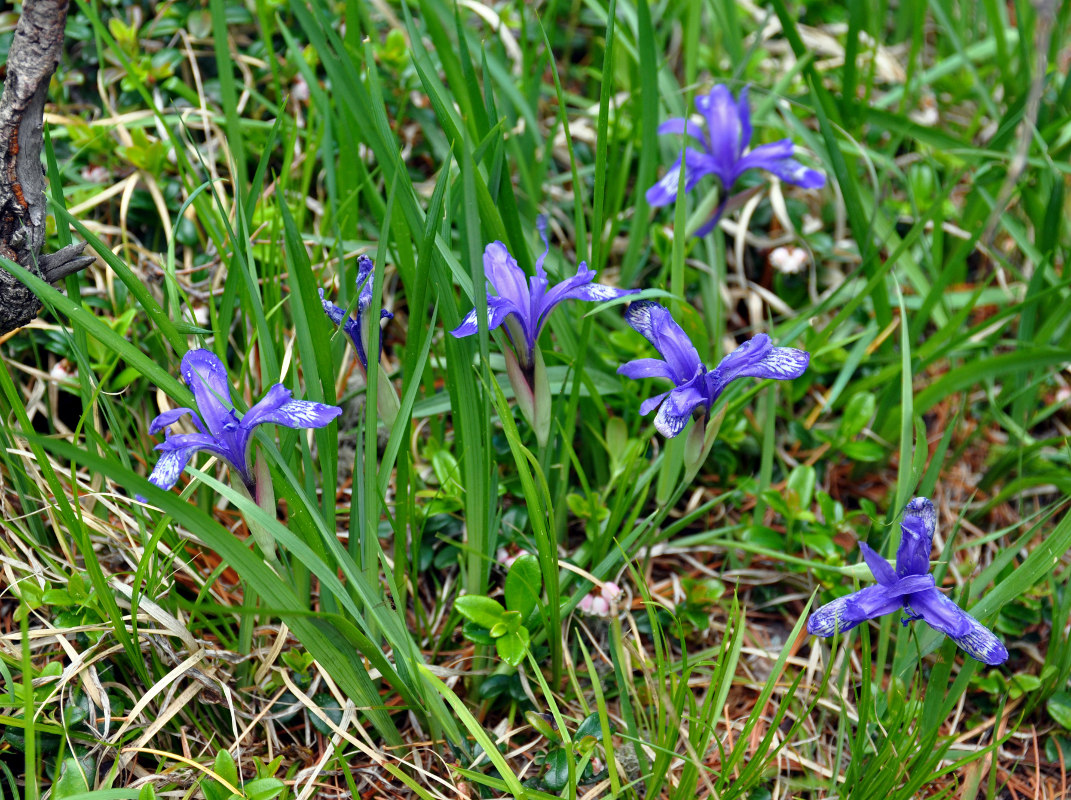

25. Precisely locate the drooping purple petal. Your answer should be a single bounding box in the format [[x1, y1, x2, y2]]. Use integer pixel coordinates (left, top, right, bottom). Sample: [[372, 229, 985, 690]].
[[897, 497, 936, 577], [707, 333, 810, 400], [638, 390, 671, 417], [148, 433, 235, 491], [859, 542, 897, 586], [907, 588, 1009, 665], [450, 295, 520, 338], [807, 584, 905, 636], [149, 407, 204, 436], [147, 445, 200, 492], [653, 379, 709, 438], [623, 302, 704, 385], [646, 149, 717, 208], [539, 263, 636, 324], [723, 342, 811, 382], [320, 289, 363, 353], [181, 350, 235, 438], [247, 391, 344, 431], [240, 384, 304, 430], [737, 140, 826, 189], [618, 358, 678, 382]]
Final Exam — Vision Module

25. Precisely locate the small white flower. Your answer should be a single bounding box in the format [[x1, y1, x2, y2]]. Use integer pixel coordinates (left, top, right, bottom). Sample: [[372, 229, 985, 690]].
[[769, 246, 809, 274]]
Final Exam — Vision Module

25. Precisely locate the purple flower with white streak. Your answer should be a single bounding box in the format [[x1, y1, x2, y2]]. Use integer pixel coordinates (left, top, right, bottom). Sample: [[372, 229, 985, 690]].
[[320, 255, 394, 372], [618, 301, 810, 438], [807, 497, 1008, 665], [146, 350, 342, 494], [450, 219, 637, 368], [648, 85, 826, 236]]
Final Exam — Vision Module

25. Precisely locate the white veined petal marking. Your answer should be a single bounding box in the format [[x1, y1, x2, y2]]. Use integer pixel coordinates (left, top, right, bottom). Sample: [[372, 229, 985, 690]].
[[760, 348, 809, 377]]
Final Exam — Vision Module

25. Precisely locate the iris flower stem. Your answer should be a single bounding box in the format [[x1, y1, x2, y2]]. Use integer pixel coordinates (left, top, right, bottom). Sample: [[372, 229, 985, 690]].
[[238, 454, 282, 571]]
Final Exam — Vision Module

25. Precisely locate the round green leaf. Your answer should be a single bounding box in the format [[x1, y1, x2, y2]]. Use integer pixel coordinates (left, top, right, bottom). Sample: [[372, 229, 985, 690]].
[[1047, 692, 1071, 730], [456, 595, 506, 628], [505, 554, 541, 620], [542, 747, 571, 792], [495, 627, 530, 667]]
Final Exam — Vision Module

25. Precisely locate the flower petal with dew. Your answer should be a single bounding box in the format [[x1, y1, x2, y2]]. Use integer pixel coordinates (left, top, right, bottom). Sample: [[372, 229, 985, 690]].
[[807, 497, 1008, 665]]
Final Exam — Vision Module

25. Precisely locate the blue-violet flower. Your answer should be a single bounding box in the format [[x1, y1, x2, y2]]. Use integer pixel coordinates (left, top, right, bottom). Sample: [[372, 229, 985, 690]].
[[807, 497, 1008, 665], [647, 85, 826, 236], [320, 254, 394, 373], [618, 301, 810, 438], [451, 220, 637, 367], [451, 220, 636, 446], [147, 350, 342, 493]]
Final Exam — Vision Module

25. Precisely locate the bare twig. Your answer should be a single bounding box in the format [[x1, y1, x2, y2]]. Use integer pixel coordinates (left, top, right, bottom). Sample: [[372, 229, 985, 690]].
[[0, 0, 93, 335]]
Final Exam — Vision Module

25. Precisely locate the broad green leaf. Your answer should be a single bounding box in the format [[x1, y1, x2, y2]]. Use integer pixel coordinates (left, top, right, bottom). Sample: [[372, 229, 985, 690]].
[[495, 628, 531, 667], [455, 595, 506, 629], [504, 554, 542, 620]]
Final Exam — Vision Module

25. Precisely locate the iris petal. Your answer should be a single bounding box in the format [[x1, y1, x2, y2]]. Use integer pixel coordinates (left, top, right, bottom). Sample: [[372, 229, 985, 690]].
[[859, 542, 897, 585], [450, 295, 520, 339], [618, 358, 678, 381], [181, 350, 235, 438], [148, 407, 203, 435], [807, 584, 905, 636], [897, 497, 937, 577], [908, 588, 1009, 665], [623, 301, 704, 385]]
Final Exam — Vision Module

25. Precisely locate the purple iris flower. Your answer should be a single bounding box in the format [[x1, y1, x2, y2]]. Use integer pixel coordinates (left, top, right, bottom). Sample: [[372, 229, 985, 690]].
[[450, 219, 638, 367], [618, 301, 810, 438], [807, 497, 1008, 665], [320, 255, 394, 372], [647, 85, 826, 236], [146, 350, 342, 494]]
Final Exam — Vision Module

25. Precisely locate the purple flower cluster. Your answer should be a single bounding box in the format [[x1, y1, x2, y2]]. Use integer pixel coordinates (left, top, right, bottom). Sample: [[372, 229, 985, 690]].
[[137, 77, 1011, 673]]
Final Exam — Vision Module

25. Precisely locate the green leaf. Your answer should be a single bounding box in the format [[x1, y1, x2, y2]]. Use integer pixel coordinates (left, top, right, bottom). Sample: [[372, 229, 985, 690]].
[[495, 627, 530, 667], [51, 758, 90, 799], [504, 554, 541, 620], [574, 712, 604, 742], [838, 392, 876, 441], [309, 693, 344, 736], [525, 711, 559, 742], [461, 621, 495, 646], [840, 440, 887, 462], [542, 747, 570, 793], [786, 465, 816, 511], [244, 778, 287, 800], [1048, 692, 1071, 730], [455, 595, 506, 629]]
